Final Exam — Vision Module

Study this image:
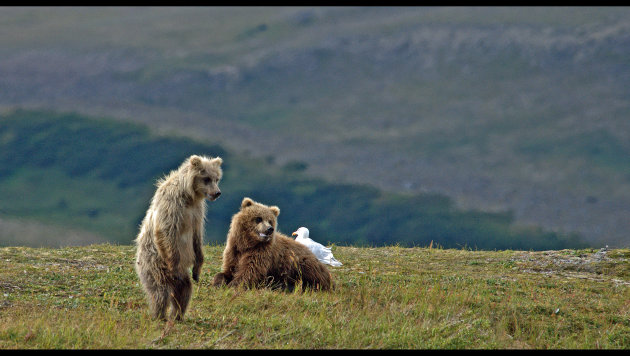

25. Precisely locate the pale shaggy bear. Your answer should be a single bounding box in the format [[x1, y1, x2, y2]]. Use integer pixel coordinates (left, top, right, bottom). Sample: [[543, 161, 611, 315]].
[[213, 197, 332, 291], [135, 154, 223, 321]]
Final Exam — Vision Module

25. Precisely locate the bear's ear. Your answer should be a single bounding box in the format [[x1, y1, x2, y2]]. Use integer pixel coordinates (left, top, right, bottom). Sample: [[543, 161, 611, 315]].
[[269, 206, 280, 217], [241, 197, 255, 209], [189, 155, 203, 168], [211, 157, 223, 166]]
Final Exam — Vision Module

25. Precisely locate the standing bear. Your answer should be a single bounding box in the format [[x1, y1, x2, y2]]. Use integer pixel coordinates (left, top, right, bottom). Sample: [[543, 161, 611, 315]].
[[135, 154, 223, 321], [213, 197, 332, 291]]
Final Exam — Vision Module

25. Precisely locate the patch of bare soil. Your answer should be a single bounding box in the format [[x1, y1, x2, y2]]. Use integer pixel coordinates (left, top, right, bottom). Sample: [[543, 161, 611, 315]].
[[510, 247, 630, 286]]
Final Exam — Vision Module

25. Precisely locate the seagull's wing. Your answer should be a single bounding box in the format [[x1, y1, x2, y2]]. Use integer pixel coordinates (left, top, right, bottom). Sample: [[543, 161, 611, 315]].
[[297, 237, 325, 258], [296, 234, 342, 266], [305, 237, 326, 252], [317, 247, 343, 267], [298, 237, 319, 250], [307, 237, 332, 251], [326, 255, 343, 266]]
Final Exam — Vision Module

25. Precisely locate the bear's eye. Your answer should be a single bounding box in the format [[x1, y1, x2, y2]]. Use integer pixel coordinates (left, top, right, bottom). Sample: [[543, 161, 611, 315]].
[[203, 177, 211, 184], [255, 217, 262, 224]]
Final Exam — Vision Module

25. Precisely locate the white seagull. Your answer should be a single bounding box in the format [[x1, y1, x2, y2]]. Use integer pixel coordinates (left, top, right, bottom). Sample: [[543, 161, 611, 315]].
[[292, 227, 342, 267]]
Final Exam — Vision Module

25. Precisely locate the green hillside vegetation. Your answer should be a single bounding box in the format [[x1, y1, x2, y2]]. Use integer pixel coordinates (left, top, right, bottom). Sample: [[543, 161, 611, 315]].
[[0, 244, 628, 349], [0, 109, 588, 250], [0, 110, 587, 250], [1, 7, 630, 248]]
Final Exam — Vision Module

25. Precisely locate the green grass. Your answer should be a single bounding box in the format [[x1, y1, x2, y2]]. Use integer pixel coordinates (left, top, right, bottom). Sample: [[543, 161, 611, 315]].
[[1, 244, 628, 349]]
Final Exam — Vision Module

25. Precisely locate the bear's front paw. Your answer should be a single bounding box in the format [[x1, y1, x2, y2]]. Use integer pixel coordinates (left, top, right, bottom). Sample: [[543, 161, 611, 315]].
[[212, 272, 230, 287]]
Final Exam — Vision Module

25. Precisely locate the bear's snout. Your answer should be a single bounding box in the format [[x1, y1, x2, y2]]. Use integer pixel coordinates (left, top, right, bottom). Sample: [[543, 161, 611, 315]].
[[208, 190, 221, 201], [256, 224, 275, 240]]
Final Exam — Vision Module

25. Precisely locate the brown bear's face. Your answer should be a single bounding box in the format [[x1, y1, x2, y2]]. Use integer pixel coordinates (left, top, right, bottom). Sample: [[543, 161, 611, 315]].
[[252, 214, 276, 242], [239, 197, 281, 243], [190, 155, 223, 201]]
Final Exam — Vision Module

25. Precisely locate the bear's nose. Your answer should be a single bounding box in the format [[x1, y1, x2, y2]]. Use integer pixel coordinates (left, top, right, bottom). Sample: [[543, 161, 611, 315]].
[[266, 226, 274, 234], [214, 191, 221, 198]]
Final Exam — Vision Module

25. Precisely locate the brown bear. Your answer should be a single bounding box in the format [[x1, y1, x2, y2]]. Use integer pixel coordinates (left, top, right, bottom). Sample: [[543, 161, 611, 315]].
[[212, 197, 332, 291], [135, 154, 223, 321]]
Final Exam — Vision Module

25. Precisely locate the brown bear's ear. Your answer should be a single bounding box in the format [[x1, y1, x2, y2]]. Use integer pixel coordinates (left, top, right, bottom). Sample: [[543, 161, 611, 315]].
[[241, 197, 255, 209], [190, 155, 203, 168], [211, 157, 223, 166], [269, 206, 280, 217]]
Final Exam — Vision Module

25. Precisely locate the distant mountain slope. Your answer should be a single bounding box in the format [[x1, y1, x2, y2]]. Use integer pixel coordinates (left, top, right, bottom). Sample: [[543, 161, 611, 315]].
[[0, 7, 628, 246], [0, 216, 107, 247], [0, 110, 586, 250]]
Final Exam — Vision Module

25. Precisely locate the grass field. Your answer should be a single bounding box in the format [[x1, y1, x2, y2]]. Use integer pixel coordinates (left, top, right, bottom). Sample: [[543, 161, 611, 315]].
[[1, 243, 628, 349]]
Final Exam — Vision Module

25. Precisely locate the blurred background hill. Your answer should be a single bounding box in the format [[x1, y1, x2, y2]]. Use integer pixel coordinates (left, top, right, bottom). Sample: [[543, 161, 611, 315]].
[[0, 7, 628, 248]]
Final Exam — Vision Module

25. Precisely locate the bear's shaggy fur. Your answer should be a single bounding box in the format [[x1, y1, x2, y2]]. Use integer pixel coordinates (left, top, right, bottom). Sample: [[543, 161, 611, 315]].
[[135, 154, 223, 321], [213, 197, 332, 291]]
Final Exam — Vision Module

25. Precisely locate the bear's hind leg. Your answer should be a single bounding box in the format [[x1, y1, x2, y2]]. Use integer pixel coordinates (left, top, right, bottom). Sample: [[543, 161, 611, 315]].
[[138, 267, 169, 321], [147, 283, 169, 321], [169, 273, 192, 321]]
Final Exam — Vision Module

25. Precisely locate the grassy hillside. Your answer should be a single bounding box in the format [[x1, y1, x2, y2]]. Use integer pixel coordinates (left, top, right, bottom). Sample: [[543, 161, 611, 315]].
[[0, 109, 586, 250], [0, 244, 628, 349], [1, 7, 629, 247]]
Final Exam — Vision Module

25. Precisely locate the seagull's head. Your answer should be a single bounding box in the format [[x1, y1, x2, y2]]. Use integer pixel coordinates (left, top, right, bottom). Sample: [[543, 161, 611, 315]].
[[292, 227, 309, 240]]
